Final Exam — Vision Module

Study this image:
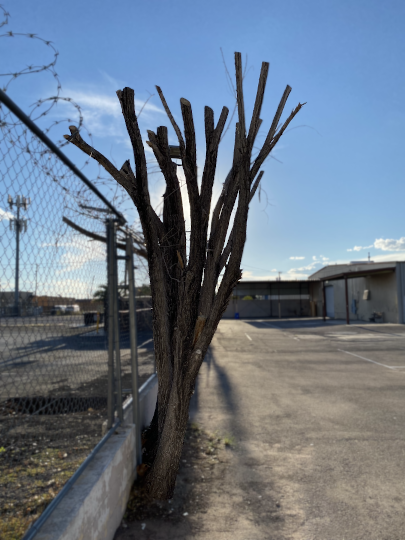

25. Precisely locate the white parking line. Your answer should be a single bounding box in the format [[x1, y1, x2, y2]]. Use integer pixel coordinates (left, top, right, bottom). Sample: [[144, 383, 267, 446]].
[[138, 338, 153, 348], [261, 321, 281, 330], [338, 349, 405, 370], [245, 333, 252, 341]]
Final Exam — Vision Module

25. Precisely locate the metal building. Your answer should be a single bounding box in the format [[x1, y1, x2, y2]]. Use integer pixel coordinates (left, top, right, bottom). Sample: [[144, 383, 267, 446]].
[[222, 280, 313, 319], [308, 261, 405, 324]]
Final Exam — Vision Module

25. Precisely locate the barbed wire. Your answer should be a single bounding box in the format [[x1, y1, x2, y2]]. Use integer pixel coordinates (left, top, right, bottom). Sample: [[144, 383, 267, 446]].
[[0, 3, 151, 284]]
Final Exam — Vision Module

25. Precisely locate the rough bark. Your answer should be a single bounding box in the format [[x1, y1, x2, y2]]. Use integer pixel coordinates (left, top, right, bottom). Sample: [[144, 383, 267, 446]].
[[64, 51, 304, 500]]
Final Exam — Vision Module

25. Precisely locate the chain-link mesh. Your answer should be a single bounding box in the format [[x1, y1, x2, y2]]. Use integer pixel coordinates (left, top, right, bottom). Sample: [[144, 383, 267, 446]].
[[114, 254, 155, 409], [0, 101, 154, 539]]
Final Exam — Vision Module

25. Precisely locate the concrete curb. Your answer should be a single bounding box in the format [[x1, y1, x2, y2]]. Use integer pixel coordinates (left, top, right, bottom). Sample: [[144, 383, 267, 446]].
[[34, 373, 158, 540]]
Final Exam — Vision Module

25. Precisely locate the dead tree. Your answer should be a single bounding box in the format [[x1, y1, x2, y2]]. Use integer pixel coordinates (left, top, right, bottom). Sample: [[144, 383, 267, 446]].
[[64, 52, 304, 499]]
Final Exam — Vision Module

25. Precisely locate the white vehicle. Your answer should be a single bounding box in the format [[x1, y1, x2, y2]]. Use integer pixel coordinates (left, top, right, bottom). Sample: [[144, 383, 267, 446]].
[[65, 305, 80, 313]]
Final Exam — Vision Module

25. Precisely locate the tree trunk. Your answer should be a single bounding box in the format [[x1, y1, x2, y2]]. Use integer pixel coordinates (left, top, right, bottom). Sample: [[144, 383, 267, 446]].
[[142, 371, 193, 499], [64, 51, 304, 502]]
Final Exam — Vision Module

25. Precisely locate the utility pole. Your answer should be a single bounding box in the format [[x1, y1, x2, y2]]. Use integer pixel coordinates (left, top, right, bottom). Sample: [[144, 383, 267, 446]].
[[8, 195, 30, 317]]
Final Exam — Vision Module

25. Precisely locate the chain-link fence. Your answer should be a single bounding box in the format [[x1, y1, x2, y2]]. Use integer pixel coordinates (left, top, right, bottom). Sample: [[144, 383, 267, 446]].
[[0, 91, 154, 539]]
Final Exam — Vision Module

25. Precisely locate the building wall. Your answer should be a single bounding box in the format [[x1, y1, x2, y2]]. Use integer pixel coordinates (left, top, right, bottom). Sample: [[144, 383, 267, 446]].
[[309, 281, 323, 317], [328, 272, 398, 323], [310, 261, 397, 280], [396, 262, 405, 324], [222, 298, 311, 319]]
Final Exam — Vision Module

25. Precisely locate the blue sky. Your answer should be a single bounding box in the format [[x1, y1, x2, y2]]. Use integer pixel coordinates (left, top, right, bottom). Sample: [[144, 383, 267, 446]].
[[2, 0, 405, 285]]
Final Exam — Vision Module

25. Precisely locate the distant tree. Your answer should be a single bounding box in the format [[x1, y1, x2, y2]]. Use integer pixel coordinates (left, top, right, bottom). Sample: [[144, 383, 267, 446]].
[[137, 283, 151, 296], [92, 285, 108, 303], [65, 52, 304, 499]]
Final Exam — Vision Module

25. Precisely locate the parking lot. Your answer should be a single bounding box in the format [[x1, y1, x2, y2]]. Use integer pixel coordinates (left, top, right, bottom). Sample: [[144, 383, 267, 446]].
[[0, 315, 155, 397], [184, 317, 405, 539]]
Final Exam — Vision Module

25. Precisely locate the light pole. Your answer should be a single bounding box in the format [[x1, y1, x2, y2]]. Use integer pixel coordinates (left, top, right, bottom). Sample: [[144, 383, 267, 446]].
[[277, 271, 282, 319], [8, 195, 30, 317]]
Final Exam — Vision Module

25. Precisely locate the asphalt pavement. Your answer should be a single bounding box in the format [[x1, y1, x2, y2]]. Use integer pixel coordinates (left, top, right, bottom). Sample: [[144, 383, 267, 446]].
[[0, 317, 154, 401], [186, 317, 405, 540]]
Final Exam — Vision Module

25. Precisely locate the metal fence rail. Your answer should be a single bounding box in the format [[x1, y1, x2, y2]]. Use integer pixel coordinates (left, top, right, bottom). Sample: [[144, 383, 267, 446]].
[[0, 91, 154, 539]]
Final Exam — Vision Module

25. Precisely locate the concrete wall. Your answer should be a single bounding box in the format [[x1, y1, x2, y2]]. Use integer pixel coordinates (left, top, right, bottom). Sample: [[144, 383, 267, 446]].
[[137, 373, 158, 430], [36, 425, 137, 540], [35, 373, 158, 540]]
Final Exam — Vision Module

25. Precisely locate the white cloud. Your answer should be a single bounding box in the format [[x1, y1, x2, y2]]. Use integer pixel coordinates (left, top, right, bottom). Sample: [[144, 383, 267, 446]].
[[290, 256, 305, 260], [347, 238, 405, 254], [286, 255, 329, 277], [374, 237, 405, 252], [241, 271, 280, 281], [64, 88, 165, 118], [54, 87, 166, 140], [283, 270, 311, 280], [339, 253, 405, 264], [0, 208, 14, 221], [97, 70, 125, 90], [368, 252, 405, 262], [41, 234, 106, 274], [288, 261, 320, 272]]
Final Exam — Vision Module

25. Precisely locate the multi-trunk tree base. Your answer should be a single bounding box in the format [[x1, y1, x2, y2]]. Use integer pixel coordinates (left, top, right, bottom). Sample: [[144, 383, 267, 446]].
[[65, 52, 304, 499]]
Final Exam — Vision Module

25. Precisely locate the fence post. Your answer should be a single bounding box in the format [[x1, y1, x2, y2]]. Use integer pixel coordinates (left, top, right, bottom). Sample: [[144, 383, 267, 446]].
[[112, 220, 123, 422], [106, 219, 115, 429], [126, 233, 142, 465]]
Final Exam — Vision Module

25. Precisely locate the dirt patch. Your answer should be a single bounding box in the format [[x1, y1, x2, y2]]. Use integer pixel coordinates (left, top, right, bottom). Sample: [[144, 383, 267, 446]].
[[114, 421, 238, 539], [0, 410, 106, 540], [0, 335, 155, 539]]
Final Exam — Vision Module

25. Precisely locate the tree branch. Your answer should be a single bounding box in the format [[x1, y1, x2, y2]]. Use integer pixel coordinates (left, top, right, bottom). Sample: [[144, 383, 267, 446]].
[[179, 98, 201, 264], [117, 88, 174, 428], [147, 126, 186, 258], [217, 170, 265, 274], [116, 88, 151, 216], [155, 85, 186, 151], [200, 106, 229, 221], [234, 52, 246, 138], [247, 61, 269, 153], [63, 126, 133, 195], [250, 85, 291, 181], [62, 216, 148, 259]]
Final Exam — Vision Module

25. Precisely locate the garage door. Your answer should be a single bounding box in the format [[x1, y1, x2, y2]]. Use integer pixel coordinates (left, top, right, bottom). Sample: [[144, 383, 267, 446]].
[[325, 286, 335, 318]]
